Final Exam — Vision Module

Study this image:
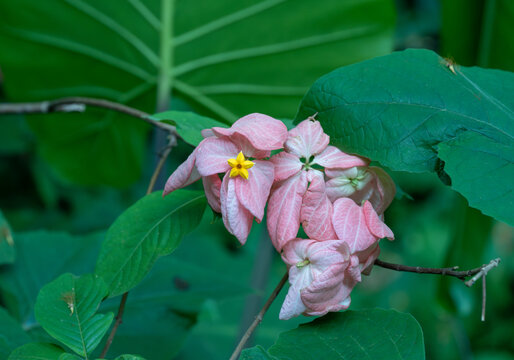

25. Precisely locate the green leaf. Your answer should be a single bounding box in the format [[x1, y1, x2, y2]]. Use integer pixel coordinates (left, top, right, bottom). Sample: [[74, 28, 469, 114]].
[[58, 354, 82, 360], [0, 0, 394, 186], [0, 210, 15, 265], [113, 356, 147, 360], [153, 111, 224, 146], [242, 309, 425, 360], [95, 190, 207, 297], [296, 48, 514, 225], [8, 343, 66, 360], [0, 231, 104, 323], [0, 307, 31, 359], [438, 132, 513, 225], [34, 273, 113, 358], [93, 218, 251, 359]]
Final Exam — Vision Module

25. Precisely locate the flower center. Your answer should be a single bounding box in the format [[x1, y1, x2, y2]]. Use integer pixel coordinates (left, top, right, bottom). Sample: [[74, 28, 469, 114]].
[[296, 259, 310, 268], [227, 151, 254, 180]]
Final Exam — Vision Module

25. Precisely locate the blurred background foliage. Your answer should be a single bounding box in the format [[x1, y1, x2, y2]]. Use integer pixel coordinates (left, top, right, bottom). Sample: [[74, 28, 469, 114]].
[[0, 0, 512, 359]]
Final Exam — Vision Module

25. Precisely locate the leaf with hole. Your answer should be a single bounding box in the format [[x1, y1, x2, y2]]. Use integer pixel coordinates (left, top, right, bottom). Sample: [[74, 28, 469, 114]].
[[34, 273, 113, 358], [0, 0, 395, 186], [241, 309, 425, 360], [95, 190, 207, 297], [296, 49, 514, 225]]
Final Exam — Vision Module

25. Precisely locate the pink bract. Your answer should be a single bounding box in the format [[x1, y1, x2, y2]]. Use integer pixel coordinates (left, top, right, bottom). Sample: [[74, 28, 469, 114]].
[[279, 239, 360, 320], [267, 118, 367, 251], [325, 166, 396, 215], [163, 113, 288, 244], [332, 198, 394, 273]]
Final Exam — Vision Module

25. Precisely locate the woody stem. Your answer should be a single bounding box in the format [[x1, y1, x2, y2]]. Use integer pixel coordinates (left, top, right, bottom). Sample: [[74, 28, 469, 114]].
[[229, 270, 289, 360]]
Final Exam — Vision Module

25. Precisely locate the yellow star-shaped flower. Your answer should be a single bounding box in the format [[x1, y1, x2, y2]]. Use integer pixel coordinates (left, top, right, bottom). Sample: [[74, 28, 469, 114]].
[[227, 151, 254, 179]]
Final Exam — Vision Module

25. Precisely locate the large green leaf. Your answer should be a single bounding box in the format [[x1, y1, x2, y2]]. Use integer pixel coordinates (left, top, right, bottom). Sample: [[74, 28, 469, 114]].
[[242, 309, 425, 360], [7, 343, 66, 360], [95, 190, 207, 297], [0, 231, 104, 323], [0, 308, 31, 359], [34, 273, 113, 358], [296, 49, 514, 225], [0, 0, 394, 186], [0, 210, 15, 265], [92, 212, 253, 360]]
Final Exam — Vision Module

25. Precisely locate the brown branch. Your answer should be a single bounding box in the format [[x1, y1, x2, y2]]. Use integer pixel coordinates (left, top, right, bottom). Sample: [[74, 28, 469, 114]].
[[99, 292, 128, 359], [374, 258, 500, 281], [229, 270, 289, 360], [0, 96, 177, 135], [99, 136, 175, 359]]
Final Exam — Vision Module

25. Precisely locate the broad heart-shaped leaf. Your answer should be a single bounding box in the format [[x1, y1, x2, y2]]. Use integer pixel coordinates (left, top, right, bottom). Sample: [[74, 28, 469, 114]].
[[0, 0, 394, 187], [0, 210, 15, 265], [0, 307, 31, 359], [95, 190, 207, 297], [153, 111, 224, 146], [241, 309, 425, 360], [34, 273, 113, 358], [7, 343, 66, 360], [296, 49, 514, 226]]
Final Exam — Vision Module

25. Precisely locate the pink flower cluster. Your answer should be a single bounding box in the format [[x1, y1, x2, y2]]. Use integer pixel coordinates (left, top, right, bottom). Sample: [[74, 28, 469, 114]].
[[164, 114, 395, 319]]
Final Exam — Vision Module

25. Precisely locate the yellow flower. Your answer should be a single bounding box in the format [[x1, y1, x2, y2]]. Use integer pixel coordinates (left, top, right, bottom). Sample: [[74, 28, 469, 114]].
[[227, 151, 254, 179]]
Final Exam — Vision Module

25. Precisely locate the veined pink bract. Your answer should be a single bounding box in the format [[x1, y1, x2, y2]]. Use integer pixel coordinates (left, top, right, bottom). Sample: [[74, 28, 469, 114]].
[[163, 113, 288, 244]]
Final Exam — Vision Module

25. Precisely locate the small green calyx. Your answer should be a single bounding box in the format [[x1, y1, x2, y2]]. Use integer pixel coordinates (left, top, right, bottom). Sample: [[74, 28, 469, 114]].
[[296, 259, 310, 268]]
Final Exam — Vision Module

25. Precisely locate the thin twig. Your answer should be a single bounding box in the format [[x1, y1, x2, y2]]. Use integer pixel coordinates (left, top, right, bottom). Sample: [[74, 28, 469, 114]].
[[99, 137, 175, 359], [481, 275, 486, 322], [374, 258, 500, 281], [0, 96, 177, 135], [464, 258, 501, 287], [229, 271, 289, 360], [99, 292, 128, 359]]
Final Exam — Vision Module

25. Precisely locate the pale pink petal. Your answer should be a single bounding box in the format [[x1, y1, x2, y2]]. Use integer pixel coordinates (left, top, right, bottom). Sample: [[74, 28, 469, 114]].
[[279, 282, 307, 320], [312, 146, 368, 169], [325, 176, 358, 202], [281, 238, 313, 266], [301, 264, 349, 315], [195, 137, 238, 176], [300, 241, 353, 315], [201, 129, 215, 138], [235, 160, 274, 222], [285, 119, 330, 158], [202, 175, 221, 213], [211, 113, 288, 152], [163, 149, 201, 196], [228, 132, 271, 159], [267, 172, 308, 251], [279, 262, 313, 320], [363, 201, 394, 240], [324, 167, 359, 179], [332, 198, 376, 254], [270, 152, 302, 181], [304, 297, 351, 317], [220, 173, 253, 244], [325, 167, 373, 203], [301, 171, 338, 241], [360, 245, 380, 275], [308, 240, 350, 272], [369, 167, 396, 214]]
